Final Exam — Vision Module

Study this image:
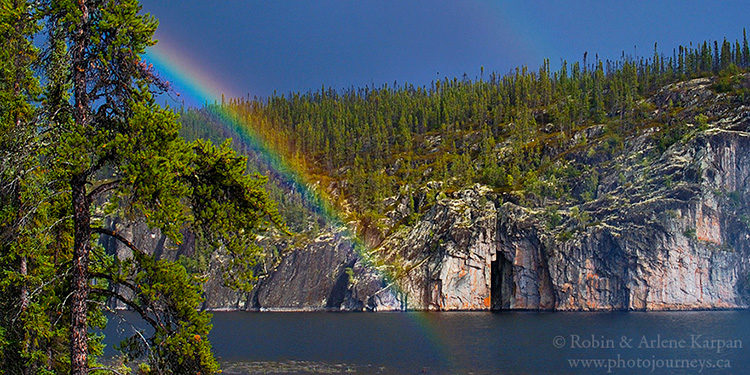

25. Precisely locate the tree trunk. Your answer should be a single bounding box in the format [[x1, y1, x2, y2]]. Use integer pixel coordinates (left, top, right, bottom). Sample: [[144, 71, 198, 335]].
[[70, 0, 90, 374], [70, 176, 91, 375], [11, 1, 31, 373], [20, 254, 29, 375]]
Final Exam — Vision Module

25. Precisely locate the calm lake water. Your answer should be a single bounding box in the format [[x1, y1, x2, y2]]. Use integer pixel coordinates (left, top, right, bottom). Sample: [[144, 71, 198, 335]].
[[104, 310, 750, 374]]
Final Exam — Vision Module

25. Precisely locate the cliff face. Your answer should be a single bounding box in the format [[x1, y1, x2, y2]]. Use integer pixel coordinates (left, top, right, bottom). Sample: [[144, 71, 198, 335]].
[[374, 77, 750, 311], [248, 228, 401, 311], [106, 77, 750, 311], [102, 220, 403, 311]]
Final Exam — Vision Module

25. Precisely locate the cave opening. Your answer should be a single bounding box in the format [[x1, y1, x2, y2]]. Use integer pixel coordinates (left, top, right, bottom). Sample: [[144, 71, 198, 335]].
[[490, 255, 513, 310]]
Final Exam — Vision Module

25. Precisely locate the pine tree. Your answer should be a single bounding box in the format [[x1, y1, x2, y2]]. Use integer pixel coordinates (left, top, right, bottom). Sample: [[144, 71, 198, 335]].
[[0, 2, 68, 374], [2, 1, 285, 373], [721, 38, 732, 70], [743, 28, 750, 66]]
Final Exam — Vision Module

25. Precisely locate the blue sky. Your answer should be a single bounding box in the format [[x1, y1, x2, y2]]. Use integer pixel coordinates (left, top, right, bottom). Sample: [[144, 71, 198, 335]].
[[141, 0, 750, 100]]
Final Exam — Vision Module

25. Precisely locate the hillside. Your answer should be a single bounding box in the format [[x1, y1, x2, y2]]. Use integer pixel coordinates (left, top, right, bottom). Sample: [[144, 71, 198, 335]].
[[152, 35, 750, 310]]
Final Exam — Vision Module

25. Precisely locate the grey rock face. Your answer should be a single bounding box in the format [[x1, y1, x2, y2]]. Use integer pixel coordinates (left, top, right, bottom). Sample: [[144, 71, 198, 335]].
[[249, 228, 399, 311], [101, 220, 402, 311]]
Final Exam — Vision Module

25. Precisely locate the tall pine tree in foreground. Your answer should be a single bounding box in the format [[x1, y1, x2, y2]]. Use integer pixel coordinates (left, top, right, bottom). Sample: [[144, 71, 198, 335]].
[[0, 2, 70, 374], [1, 1, 285, 373]]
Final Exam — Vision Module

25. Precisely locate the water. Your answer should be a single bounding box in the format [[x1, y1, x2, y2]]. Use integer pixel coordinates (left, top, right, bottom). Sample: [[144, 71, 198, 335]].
[[104, 310, 750, 374]]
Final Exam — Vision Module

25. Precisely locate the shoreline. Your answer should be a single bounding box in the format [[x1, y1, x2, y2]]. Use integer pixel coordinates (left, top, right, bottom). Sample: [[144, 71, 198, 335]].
[[123, 306, 750, 313]]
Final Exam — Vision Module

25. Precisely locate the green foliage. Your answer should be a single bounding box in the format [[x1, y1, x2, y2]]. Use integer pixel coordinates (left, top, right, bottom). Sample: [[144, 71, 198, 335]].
[[344, 266, 356, 287], [3, 4, 749, 371], [556, 230, 574, 242], [654, 113, 712, 155], [187, 139, 286, 291], [740, 214, 750, 230], [712, 63, 744, 93], [570, 206, 590, 228], [1, 1, 284, 373], [0, 2, 73, 373], [695, 113, 709, 131], [181, 29, 750, 227], [544, 206, 562, 230], [581, 169, 599, 202], [107, 253, 219, 373]]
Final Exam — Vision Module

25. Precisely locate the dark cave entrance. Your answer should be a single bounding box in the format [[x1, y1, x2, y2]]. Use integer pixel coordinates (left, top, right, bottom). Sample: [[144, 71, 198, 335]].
[[490, 255, 513, 310]]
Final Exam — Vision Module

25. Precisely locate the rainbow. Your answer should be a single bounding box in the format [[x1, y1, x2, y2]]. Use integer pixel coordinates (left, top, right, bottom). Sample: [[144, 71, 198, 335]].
[[147, 42, 370, 272], [146, 37, 453, 364]]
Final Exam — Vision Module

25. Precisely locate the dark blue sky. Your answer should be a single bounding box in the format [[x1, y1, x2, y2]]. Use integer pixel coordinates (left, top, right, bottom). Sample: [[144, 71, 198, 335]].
[[141, 0, 750, 100]]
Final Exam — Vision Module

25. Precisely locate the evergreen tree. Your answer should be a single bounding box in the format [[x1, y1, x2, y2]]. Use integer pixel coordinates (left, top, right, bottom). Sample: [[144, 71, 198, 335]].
[[0, 2, 69, 374], [1, 1, 285, 373], [743, 29, 749, 66]]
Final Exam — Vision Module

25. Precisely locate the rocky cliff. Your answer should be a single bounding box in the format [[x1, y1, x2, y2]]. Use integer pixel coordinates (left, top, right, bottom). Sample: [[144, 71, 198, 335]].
[[372, 77, 750, 311], [105, 76, 750, 311]]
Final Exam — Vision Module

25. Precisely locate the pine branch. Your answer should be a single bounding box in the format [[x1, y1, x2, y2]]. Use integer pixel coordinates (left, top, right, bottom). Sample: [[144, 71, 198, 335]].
[[87, 179, 120, 200], [89, 287, 160, 330], [92, 226, 145, 256]]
